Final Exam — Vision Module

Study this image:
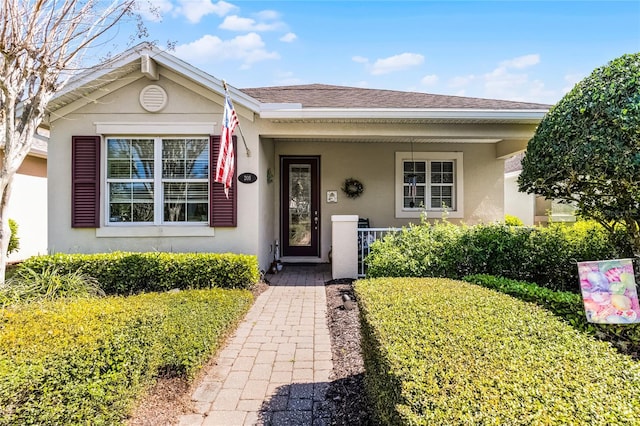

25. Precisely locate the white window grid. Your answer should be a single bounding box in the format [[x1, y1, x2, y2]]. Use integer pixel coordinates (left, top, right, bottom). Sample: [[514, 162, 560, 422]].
[[105, 136, 209, 225], [402, 160, 456, 211]]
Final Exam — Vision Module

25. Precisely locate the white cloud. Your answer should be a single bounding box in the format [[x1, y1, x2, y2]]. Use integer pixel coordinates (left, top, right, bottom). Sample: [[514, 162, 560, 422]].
[[370, 53, 424, 75], [220, 14, 285, 31], [420, 74, 439, 86], [176, 0, 236, 24], [280, 32, 297, 43], [562, 73, 584, 94], [135, 0, 174, 22], [352, 56, 369, 64], [174, 32, 279, 68], [442, 54, 564, 103], [274, 71, 304, 86], [448, 74, 476, 88], [480, 55, 562, 103], [256, 10, 280, 20], [499, 54, 540, 69]]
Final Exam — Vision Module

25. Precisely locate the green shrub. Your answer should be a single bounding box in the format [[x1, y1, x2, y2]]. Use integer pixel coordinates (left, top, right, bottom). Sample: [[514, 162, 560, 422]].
[[365, 220, 622, 292], [355, 277, 640, 425], [463, 274, 640, 356], [19, 252, 260, 295], [7, 219, 18, 255], [160, 289, 253, 379], [0, 266, 104, 307], [504, 214, 524, 226], [365, 221, 464, 278], [0, 288, 252, 425]]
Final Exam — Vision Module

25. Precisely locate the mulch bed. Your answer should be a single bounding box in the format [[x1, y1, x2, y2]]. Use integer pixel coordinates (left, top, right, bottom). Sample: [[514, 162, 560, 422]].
[[324, 278, 374, 425]]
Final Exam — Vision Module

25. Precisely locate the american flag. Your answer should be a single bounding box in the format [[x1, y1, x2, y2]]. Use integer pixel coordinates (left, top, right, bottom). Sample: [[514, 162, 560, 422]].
[[215, 93, 239, 198]]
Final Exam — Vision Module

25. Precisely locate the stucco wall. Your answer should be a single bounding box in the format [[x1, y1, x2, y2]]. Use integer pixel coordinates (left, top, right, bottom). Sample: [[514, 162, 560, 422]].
[[274, 140, 504, 262], [48, 71, 262, 263], [504, 170, 535, 226], [258, 138, 276, 273], [7, 155, 48, 262]]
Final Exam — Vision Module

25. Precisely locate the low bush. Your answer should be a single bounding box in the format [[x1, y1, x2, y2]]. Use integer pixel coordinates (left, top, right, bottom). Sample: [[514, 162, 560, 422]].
[[0, 266, 104, 307], [463, 274, 640, 356], [0, 288, 252, 425], [7, 219, 19, 255], [365, 220, 623, 292], [19, 252, 259, 295], [355, 277, 640, 425]]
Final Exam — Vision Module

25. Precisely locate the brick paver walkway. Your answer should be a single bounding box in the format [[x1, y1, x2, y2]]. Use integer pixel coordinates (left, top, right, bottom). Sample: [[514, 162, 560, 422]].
[[178, 264, 334, 426]]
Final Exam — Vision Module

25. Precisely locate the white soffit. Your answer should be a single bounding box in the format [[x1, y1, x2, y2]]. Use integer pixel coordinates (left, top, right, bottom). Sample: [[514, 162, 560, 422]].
[[267, 136, 503, 144], [259, 107, 547, 123]]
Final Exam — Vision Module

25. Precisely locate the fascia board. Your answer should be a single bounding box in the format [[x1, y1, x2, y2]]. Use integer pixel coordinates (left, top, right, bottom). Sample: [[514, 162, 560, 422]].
[[51, 45, 262, 113], [259, 108, 548, 121], [52, 50, 144, 100], [145, 49, 262, 112]]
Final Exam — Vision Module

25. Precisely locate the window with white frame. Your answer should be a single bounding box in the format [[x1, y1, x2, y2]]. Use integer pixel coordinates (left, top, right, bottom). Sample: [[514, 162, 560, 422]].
[[395, 151, 464, 219], [106, 137, 209, 224]]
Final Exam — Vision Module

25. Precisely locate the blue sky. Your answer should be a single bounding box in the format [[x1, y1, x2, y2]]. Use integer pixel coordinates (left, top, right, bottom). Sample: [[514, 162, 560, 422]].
[[121, 0, 640, 105]]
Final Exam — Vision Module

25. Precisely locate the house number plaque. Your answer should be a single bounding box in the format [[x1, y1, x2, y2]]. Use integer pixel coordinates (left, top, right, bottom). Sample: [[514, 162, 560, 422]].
[[238, 172, 258, 184]]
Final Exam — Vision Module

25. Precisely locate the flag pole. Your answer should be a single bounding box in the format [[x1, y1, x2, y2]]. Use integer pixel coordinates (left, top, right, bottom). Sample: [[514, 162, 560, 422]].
[[222, 80, 251, 157]]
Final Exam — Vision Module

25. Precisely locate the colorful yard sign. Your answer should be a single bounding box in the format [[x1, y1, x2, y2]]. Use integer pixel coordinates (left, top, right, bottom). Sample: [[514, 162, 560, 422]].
[[577, 259, 640, 324]]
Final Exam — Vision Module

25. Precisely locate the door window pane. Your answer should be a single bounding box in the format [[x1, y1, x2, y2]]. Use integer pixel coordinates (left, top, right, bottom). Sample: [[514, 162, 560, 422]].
[[288, 164, 311, 247]]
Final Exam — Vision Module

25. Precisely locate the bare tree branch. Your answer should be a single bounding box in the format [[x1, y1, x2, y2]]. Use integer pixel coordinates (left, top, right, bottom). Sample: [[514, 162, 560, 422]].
[[0, 0, 142, 283]]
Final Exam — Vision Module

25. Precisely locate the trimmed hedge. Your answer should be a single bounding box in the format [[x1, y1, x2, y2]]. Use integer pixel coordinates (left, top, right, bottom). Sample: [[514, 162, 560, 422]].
[[355, 277, 640, 425], [0, 288, 252, 425], [365, 220, 625, 292], [463, 274, 640, 356], [19, 252, 259, 294]]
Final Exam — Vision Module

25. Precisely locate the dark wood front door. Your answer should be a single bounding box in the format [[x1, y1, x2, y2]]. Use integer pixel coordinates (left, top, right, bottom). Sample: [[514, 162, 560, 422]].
[[281, 156, 320, 257]]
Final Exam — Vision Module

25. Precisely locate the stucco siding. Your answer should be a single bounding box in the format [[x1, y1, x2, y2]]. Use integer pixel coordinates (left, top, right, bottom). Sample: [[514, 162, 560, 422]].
[[8, 169, 47, 261], [48, 70, 262, 261], [274, 140, 504, 262], [504, 171, 535, 226]]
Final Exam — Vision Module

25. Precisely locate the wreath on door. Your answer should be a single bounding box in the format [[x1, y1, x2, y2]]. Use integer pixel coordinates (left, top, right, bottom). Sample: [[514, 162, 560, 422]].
[[342, 178, 364, 198]]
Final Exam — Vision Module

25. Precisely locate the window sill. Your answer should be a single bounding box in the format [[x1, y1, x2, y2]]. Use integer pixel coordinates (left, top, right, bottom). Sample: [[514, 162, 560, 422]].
[[96, 226, 215, 238], [396, 210, 464, 219]]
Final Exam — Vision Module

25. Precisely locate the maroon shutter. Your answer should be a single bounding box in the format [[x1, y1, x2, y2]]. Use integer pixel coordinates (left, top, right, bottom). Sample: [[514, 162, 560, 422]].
[[71, 136, 100, 228], [210, 135, 238, 227]]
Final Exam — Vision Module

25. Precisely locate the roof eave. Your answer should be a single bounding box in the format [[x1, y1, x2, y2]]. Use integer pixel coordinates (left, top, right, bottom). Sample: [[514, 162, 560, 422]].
[[50, 43, 261, 113], [258, 107, 548, 122]]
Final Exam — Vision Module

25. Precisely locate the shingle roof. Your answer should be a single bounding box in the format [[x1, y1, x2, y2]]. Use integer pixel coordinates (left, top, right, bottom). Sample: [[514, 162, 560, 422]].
[[240, 84, 550, 110]]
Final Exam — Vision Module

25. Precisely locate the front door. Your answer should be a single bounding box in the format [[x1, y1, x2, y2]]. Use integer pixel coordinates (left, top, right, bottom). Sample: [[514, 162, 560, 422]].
[[281, 156, 320, 257]]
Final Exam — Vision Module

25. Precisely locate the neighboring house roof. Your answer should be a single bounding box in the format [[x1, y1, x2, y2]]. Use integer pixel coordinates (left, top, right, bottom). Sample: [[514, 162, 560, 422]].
[[241, 84, 550, 110], [29, 132, 48, 158], [505, 152, 525, 173]]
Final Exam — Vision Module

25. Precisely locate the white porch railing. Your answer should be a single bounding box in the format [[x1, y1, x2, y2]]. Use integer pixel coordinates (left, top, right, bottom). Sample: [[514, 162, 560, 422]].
[[357, 227, 400, 277]]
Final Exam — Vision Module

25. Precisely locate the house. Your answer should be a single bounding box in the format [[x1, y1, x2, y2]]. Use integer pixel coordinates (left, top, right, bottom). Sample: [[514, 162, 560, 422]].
[[504, 152, 576, 226], [45, 43, 549, 277], [5, 131, 48, 262]]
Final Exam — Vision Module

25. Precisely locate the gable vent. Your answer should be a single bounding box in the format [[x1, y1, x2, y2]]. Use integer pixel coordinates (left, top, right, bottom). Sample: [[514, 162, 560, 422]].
[[139, 85, 167, 112]]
